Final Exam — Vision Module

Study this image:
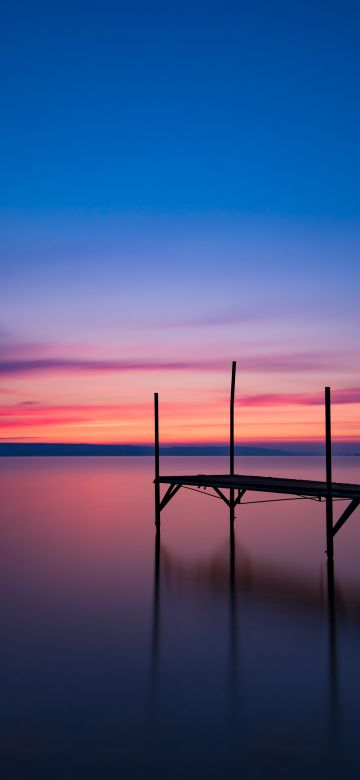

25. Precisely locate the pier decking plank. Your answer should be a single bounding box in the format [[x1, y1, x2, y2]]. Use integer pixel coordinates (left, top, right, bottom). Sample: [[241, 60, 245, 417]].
[[158, 473, 360, 500]]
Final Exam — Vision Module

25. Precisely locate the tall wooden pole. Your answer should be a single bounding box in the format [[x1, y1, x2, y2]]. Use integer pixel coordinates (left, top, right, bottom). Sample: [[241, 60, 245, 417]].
[[230, 362, 236, 524], [154, 392, 160, 527], [230, 361, 236, 476], [325, 386, 333, 558]]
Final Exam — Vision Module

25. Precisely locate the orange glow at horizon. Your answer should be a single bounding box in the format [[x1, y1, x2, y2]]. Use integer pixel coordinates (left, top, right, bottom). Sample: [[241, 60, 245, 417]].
[[1, 396, 360, 444]]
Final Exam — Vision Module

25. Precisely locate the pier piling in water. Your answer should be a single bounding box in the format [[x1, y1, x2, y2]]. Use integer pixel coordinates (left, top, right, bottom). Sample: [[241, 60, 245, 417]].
[[154, 392, 160, 527], [325, 387, 334, 559], [230, 361, 236, 526]]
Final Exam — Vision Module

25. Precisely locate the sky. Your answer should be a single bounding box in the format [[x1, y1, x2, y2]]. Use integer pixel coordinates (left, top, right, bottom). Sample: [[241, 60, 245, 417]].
[[1, 0, 360, 446]]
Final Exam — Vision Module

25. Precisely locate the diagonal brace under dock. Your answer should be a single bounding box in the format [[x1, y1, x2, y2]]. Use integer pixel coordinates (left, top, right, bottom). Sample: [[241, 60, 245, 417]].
[[156, 473, 360, 548]]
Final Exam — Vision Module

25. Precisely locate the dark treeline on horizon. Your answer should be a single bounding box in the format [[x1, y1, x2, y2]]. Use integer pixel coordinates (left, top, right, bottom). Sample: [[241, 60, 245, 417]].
[[1, 443, 359, 457]]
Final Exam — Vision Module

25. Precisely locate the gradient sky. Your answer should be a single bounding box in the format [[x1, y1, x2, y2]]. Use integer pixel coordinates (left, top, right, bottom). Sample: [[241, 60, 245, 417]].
[[1, 0, 360, 445]]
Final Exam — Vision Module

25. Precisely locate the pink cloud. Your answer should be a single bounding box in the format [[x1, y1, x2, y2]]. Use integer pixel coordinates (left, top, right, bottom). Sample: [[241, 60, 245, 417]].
[[238, 388, 360, 407], [0, 350, 350, 376]]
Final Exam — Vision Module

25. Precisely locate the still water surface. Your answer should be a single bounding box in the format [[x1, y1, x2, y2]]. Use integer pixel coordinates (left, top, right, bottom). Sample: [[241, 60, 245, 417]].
[[1, 456, 360, 779]]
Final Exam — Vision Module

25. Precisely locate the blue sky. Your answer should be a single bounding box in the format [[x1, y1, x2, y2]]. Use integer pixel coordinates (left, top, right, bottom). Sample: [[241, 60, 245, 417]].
[[1, 0, 360, 443], [1, 0, 360, 215]]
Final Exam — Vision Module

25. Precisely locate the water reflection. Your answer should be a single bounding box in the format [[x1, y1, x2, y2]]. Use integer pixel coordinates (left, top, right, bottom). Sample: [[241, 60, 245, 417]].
[[151, 524, 347, 739], [229, 521, 238, 714], [327, 558, 339, 739], [150, 527, 161, 695], [3, 457, 360, 777]]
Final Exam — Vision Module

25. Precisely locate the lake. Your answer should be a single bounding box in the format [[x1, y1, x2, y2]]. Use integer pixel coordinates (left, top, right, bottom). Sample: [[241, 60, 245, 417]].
[[1, 456, 360, 779]]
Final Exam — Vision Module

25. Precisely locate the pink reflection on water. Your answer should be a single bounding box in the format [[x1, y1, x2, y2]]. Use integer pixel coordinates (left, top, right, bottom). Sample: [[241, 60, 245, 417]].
[[1, 456, 360, 775], [1, 456, 360, 603]]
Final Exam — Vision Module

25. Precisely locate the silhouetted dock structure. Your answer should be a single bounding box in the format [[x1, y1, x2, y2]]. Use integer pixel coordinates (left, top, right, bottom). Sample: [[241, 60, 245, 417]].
[[154, 363, 360, 558]]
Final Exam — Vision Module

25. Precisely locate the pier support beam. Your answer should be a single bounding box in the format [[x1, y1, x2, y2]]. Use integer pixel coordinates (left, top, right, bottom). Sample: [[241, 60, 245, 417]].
[[160, 483, 182, 511], [332, 498, 360, 537], [154, 392, 160, 527], [325, 387, 333, 558]]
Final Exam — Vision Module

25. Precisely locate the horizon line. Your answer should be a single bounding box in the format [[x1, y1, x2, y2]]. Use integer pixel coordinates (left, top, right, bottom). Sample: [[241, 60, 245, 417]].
[[1, 441, 360, 456]]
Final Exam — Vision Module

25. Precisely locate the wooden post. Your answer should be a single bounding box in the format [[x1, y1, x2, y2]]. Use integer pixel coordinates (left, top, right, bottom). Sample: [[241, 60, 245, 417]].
[[154, 392, 160, 527], [230, 362, 236, 523], [325, 387, 333, 558], [230, 361, 236, 476]]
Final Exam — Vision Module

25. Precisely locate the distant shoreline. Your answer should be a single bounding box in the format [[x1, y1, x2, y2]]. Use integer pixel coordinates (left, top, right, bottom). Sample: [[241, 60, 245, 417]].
[[0, 443, 358, 457]]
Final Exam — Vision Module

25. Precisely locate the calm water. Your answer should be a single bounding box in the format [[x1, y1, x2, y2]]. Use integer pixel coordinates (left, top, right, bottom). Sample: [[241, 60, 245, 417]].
[[1, 456, 360, 779]]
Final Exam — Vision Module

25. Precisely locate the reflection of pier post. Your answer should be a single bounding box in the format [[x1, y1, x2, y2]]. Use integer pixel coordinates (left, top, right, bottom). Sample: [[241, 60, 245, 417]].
[[229, 521, 238, 714], [150, 527, 161, 700], [326, 557, 339, 740]]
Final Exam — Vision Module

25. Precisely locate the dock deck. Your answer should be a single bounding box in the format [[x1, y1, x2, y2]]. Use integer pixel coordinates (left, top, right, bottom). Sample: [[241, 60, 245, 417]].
[[153, 362, 360, 557], [158, 473, 360, 501]]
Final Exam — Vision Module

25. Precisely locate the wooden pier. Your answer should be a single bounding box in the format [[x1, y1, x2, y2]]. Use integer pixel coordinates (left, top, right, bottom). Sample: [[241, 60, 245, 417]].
[[154, 363, 360, 558]]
